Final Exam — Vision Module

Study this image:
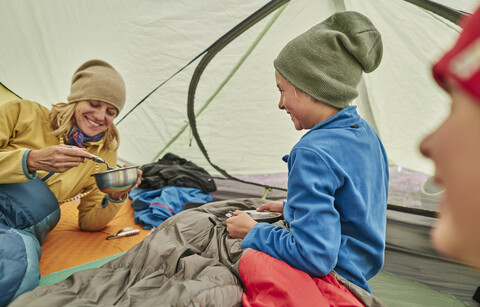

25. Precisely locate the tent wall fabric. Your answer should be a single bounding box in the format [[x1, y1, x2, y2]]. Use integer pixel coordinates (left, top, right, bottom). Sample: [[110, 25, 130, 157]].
[[2, 0, 479, 179], [2, 0, 480, 305], [0, 83, 20, 105]]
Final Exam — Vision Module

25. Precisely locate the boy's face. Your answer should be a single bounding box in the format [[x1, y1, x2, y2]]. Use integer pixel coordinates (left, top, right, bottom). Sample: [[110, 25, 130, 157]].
[[420, 84, 480, 269], [275, 70, 314, 130]]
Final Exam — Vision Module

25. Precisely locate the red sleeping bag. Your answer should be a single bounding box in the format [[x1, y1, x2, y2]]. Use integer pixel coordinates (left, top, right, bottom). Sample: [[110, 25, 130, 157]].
[[239, 250, 364, 307]]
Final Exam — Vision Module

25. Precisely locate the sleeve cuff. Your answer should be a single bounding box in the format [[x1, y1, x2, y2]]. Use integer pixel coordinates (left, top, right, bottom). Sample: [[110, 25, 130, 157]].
[[241, 223, 261, 249], [22, 149, 37, 179], [103, 193, 127, 207]]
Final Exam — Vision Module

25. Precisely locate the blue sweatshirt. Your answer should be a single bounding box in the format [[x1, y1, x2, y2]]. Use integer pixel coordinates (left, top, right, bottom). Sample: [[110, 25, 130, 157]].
[[242, 106, 389, 292]]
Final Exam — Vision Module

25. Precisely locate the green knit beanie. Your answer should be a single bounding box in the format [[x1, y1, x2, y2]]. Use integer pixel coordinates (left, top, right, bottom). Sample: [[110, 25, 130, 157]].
[[67, 59, 126, 113], [274, 11, 383, 109]]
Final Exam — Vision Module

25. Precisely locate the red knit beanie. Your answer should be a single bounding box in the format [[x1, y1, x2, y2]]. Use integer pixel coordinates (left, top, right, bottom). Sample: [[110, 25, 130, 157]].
[[433, 8, 480, 100]]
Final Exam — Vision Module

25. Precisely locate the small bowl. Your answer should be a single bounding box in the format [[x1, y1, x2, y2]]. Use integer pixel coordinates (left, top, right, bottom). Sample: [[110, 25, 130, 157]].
[[244, 210, 282, 223], [226, 210, 283, 223], [91, 166, 139, 194]]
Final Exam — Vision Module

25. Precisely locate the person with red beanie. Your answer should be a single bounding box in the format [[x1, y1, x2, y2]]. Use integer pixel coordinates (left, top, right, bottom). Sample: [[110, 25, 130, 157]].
[[420, 5, 480, 270]]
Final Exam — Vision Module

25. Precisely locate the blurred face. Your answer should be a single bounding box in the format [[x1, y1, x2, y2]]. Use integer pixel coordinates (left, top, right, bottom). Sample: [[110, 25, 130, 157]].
[[74, 100, 118, 137], [419, 84, 480, 269]]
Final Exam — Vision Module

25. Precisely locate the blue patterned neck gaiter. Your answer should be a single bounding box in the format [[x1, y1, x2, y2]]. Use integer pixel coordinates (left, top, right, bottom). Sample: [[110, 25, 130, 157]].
[[67, 126, 104, 148]]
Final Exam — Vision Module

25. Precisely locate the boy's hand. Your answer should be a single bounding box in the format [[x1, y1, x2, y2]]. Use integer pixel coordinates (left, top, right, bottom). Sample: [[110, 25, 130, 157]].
[[226, 211, 257, 239], [257, 201, 284, 213]]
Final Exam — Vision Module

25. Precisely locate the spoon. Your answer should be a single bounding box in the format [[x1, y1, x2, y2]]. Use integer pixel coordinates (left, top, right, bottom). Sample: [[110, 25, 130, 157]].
[[70, 146, 114, 170], [90, 154, 114, 170], [106, 227, 140, 240]]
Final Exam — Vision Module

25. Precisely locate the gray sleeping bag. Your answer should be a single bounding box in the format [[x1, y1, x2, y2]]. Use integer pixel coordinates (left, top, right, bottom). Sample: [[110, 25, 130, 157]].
[[10, 198, 383, 307], [10, 199, 265, 306]]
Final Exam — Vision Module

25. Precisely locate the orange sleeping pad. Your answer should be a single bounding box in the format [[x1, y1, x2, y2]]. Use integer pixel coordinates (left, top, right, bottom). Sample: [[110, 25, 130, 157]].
[[39, 199, 150, 276]]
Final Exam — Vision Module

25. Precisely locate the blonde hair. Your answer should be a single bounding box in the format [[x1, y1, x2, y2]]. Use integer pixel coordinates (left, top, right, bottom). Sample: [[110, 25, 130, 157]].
[[49, 102, 120, 150]]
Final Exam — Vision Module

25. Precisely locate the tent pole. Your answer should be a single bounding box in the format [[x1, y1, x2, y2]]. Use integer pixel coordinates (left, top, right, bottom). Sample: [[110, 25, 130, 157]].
[[401, 0, 469, 25], [185, 0, 289, 191], [152, 3, 288, 163]]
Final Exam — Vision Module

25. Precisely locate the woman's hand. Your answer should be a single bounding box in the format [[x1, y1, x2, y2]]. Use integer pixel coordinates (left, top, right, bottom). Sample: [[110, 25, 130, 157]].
[[108, 166, 143, 201], [27, 145, 93, 173], [226, 211, 257, 239], [257, 201, 284, 213]]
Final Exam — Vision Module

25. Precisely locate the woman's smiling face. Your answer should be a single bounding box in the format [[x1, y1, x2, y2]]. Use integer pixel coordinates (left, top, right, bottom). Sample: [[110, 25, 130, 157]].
[[74, 100, 118, 137]]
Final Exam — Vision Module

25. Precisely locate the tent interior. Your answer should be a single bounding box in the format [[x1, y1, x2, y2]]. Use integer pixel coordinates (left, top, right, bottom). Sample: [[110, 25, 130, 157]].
[[1, 0, 480, 305]]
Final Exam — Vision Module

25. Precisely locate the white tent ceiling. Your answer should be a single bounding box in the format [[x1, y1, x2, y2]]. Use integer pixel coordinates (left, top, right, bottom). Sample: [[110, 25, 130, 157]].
[[0, 0, 478, 178]]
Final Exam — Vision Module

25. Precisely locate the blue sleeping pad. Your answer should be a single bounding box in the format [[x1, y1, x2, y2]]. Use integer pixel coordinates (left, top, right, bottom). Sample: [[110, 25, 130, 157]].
[[0, 178, 60, 306]]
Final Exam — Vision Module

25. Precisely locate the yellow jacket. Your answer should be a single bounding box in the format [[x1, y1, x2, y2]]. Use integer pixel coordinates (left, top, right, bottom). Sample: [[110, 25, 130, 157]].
[[0, 99, 123, 231]]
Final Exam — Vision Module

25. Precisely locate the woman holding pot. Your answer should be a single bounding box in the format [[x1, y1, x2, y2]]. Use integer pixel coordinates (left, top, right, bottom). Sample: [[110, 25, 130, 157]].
[[0, 59, 141, 306], [1, 59, 141, 231]]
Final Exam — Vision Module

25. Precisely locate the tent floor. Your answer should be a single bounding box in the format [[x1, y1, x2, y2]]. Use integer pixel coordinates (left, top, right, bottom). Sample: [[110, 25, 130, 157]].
[[35, 177, 478, 305], [382, 210, 479, 306], [38, 253, 468, 306]]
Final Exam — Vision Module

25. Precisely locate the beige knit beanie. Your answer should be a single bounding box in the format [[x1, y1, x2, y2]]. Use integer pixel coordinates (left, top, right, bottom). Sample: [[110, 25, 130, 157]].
[[67, 59, 126, 113], [274, 11, 383, 109]]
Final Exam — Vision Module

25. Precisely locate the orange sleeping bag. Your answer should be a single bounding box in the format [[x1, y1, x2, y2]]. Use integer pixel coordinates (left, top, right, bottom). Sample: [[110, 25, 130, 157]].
[[39, 199, 150, 275]]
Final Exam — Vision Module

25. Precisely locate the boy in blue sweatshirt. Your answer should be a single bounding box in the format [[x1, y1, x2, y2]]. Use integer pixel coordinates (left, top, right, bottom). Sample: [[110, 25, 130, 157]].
[[226, 11, 389, 293]]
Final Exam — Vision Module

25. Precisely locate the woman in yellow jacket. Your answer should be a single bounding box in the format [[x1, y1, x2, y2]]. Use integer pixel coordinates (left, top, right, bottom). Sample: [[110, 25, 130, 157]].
[[0, 59, 142, 305], [0, 59, 141, 232]]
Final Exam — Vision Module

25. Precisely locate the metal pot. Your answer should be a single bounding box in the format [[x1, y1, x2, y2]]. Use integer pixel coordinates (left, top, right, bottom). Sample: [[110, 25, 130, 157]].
[[91, 165, 139, 194]]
